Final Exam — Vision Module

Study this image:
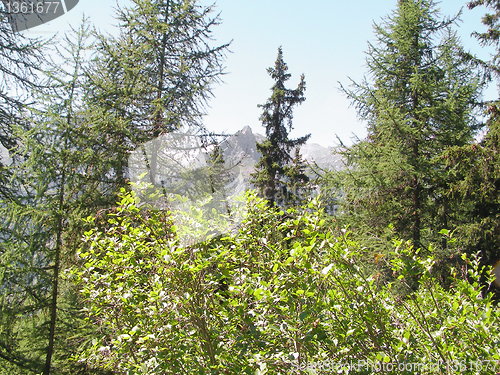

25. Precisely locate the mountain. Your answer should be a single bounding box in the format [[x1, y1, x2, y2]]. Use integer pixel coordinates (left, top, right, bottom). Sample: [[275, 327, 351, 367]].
[[299, 142, 344, 172], [221, 125, 264, 163], [128, 125, 343, 200], [219, 125, 343, 180]]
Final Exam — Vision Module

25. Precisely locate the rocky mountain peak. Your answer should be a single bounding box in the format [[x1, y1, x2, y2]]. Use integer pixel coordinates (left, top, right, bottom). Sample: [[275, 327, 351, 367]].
[[220, 126, 343, 174]]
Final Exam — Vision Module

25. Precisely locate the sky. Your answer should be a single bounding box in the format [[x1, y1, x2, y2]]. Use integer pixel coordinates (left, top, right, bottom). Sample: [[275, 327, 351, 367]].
[[20, 0, 497, 147]]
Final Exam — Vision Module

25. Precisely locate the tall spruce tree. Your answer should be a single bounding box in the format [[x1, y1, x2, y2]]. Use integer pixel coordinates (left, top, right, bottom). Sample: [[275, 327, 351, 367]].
[[250, 47, 310, 207], [333, 0, 482, 253]]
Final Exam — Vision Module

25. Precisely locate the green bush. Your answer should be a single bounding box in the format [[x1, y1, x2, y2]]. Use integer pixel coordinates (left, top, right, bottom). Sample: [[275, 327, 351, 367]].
[[68, 190, 500, 374]]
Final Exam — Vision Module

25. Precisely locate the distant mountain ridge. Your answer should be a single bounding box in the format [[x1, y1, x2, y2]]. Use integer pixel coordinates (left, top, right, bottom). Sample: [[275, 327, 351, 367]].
[[128, 125, 343, 201], [220, 125, 343, 180]]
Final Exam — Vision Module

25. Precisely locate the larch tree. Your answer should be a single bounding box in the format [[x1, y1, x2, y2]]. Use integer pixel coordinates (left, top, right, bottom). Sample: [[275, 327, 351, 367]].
[[468, 0, 500, 71], [429, 0, 500, 279], [0, 20, 111, 375], [0, 4, 47, 147], [87, 0, 230, 188], [250, 47, 310, 207], [334, 0, 482, 253], [0, 5, 49, 374], [0, 4, 47, 202]]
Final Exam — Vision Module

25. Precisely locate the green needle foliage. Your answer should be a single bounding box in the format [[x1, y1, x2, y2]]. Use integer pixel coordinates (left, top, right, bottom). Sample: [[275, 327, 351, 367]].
[[87, 0, 230, 185], [0, 5, 46, 155], [0, 4, 48, 237], [329, 0, 483, 263], [439, 106, 500, 290], [283, 148, 312, 208], [457, 0, 500, 277], [0, 20, 113, 375], [468, 0, 500, 70], [251, 47, 311, 207]]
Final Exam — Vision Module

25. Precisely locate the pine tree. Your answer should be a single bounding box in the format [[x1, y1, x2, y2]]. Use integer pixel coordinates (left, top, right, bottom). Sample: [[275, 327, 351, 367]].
[[333, 0, 482, 252], [251, 47, 310, 207]]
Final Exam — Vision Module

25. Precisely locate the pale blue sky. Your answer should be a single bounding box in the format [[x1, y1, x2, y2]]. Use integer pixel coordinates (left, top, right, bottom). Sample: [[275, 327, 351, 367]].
[[22, 0, 496, 147]]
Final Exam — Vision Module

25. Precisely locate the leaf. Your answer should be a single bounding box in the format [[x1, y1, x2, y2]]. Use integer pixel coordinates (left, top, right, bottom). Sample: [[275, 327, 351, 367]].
[[439, 229, 450, 236], [269, 324, 280, 332], [299, 311, 309, 321], [254, 288, 264, 300]]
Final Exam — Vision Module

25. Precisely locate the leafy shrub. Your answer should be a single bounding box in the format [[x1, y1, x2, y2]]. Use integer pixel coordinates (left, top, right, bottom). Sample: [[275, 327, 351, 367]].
[[68, 190, 500, 374]]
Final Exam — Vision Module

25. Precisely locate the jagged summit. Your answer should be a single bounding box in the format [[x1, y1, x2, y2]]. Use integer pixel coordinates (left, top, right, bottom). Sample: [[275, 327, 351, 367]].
[[239, 125, 253, 134], [221, 125, 265, 165], [220, 126, 342, 175]]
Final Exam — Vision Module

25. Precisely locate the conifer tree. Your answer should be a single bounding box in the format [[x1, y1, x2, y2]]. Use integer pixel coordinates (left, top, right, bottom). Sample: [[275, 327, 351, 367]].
[[0, 20, 110, 375], [87, 0, 229, 186], [0, 6, 49, 374], [468, 0, 500, 69], [440, 114, 500, 280], [283, 148, 311, 207], [251, 47, 310, 207], [333, 0, 482, 252], [0, 5, 46, 199], [433, 0, 500, 273], [207, 143, 229, 194]]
